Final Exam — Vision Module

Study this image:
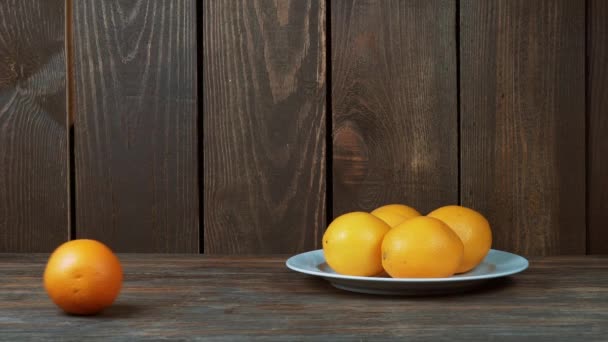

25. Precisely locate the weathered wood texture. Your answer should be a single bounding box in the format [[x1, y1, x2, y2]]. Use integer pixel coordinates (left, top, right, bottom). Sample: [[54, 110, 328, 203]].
[[203, 0, 326, 254], [0, 254, 606, 340], [331, 0, 458, 217], [0, 0, 604, 256], [588, 0, 608, 254], [0, 0, 68, 252], [460, 0, 586, 256], [72, 0, 198, 252]]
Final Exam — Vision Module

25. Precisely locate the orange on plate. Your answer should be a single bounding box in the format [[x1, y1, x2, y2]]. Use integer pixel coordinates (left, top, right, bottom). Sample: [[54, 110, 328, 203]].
[[371, 204, 421, 227], [323, 212, 391, 277], [381, 216, 464, 278], [428, 205, 492, 273], [44, 239, 123, 315]]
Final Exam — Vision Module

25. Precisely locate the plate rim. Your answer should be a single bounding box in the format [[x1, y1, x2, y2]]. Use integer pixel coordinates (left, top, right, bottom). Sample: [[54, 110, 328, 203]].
[[286, 249, 529, 283]]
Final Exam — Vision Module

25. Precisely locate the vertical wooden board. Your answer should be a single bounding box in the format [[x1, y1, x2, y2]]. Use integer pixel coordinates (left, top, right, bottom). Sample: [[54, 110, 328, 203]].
[[0, 0, 68, 252], [72, 0, 198, 252], [331, 1, 458, 216], [203, 0, 326, 254], [460, 0, 585, 255], [589, 0, 608, 254]]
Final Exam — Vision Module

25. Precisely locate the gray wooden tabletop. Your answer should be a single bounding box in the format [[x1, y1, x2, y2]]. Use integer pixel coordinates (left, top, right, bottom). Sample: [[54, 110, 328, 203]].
[[1, 254, 606, 341]]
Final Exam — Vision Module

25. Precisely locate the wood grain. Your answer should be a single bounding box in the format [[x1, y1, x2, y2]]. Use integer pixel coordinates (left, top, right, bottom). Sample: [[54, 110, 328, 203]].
[[0, 254, 606, 340], [203, 0, 326, 254], [72, 0, 198, 252], [331, 0, 458, 216], [0, 0, 68, 252], [460, 0, 586, 255], [588, 0, 608, 254]]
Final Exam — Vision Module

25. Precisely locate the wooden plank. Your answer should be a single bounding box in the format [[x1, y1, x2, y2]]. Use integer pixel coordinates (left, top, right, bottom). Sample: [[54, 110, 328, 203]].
[[331, 0, 458, 217], [0, 0, 68, 252], [460, 0, 585, 255], [203, 0, 326, 254], [72, 0, 198, 252], [1, 254, 607, 340], [589, 0, 608, 254]]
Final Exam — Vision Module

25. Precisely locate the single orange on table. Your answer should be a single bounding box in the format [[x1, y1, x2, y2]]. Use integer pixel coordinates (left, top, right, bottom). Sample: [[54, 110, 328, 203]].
[[381, 216, 464, 278], [428, 205, 492, 273], [371, 204, 421, 227], [323, 212, 391, 277], [44, 239, 123, 315]]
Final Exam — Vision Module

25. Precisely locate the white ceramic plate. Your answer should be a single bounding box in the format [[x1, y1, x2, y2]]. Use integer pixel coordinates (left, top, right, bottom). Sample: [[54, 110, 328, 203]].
[[286, 249, 528, 295]]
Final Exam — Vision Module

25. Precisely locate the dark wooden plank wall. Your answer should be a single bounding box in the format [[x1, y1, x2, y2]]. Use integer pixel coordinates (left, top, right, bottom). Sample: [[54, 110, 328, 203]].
[[331, 0, 458, 216], [460, 0, 586, 255], [589, 0, 608, 254], [71, 0, 198, 252], [0, 0, 606, 255], [0, 0, 68, 252], [203, 0, 327, 254], [587, 0, 608, 254]]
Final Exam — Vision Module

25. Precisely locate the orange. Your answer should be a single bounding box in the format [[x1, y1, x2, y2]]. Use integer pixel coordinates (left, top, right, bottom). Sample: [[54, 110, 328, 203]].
[[43, 239, 123, 315], [371, 204, 421, 227], [428, 205, 492, 273], [323, 212, 391, 276], [381, 216, 464, 278]]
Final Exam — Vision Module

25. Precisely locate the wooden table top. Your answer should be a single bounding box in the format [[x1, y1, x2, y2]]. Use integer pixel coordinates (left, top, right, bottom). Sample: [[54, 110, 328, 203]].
[[1, 254, 606, 341]]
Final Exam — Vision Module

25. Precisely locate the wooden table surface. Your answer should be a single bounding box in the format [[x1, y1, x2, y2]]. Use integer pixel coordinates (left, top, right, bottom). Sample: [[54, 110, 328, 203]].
[[1, 254, 606, 341]]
